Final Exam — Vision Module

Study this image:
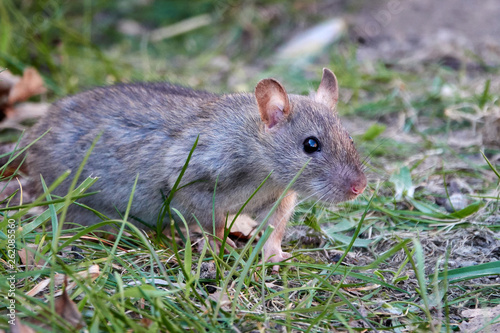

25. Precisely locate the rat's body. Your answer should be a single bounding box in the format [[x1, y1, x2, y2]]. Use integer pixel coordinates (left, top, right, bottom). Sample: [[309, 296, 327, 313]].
[[27, 69, 366, 267]]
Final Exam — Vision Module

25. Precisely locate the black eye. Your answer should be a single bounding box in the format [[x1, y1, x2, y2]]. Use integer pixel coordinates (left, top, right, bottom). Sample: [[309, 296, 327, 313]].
[[349, 135, 354, 143], [303, 137, 321, 154]]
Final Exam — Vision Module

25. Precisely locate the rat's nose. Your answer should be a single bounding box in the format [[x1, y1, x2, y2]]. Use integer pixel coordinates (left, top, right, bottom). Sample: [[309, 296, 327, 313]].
[[350, 174, 367, 196], [351, 184, 364, 195]]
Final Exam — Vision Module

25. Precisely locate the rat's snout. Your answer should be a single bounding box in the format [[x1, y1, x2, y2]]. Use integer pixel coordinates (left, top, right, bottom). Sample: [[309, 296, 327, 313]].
[[349, 172, 367, 197]]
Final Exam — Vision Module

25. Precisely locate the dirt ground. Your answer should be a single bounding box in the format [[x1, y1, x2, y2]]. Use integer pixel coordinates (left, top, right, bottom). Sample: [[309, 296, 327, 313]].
[[349, 0, 500, 67]]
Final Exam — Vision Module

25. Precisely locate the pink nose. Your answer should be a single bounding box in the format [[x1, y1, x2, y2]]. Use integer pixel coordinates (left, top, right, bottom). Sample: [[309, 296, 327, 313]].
[[348, 173, 367, 197], [351, 185, 364, 195], [350, 178, 367, 195]]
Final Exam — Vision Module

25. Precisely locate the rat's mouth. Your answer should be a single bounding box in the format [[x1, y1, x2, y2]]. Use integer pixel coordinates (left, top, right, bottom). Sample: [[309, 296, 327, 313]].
[[345, 191, 363, 201], [317, 179, 366, 203]]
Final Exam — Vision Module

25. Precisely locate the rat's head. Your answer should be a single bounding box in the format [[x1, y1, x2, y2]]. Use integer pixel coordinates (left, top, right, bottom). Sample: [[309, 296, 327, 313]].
[[255, 68, 367, 203]]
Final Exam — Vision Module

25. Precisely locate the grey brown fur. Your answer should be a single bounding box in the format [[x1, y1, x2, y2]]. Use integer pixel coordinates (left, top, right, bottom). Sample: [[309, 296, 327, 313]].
[[26, 69, 367, 268]]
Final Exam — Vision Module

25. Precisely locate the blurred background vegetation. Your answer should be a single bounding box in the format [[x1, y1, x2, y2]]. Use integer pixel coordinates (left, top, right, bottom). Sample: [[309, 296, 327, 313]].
[[2, 0, 358, 93]]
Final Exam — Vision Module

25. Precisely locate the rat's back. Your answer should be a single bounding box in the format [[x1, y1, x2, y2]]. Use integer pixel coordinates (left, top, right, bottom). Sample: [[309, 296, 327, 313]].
[[26, 82, 217, 225]]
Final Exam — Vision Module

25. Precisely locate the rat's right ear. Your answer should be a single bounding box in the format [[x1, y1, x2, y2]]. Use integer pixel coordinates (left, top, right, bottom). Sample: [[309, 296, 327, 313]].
[[315, 68, 339, 111], [255, 79, 290, 129]]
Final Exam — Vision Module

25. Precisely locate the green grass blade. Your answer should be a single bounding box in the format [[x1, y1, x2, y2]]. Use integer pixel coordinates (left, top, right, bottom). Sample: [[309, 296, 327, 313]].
[[214, 159, 311, 320], [326, 194, 374, 277], [449, 201, 484, 219], [231, 225, 274, 316], [481, 150, 500, 180], [159, 135, 199, 234], [171, 208, 192, 281], [437, 260, 500, 282], [19, 176, 98, 237]]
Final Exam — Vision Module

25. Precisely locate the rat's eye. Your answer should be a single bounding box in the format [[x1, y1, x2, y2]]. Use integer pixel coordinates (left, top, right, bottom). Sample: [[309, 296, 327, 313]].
[[349, 135, 354, 144], [303, 137, 321, 154]]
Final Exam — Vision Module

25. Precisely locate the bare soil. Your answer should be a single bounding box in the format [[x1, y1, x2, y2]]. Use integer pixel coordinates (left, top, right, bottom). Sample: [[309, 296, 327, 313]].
[[349, 0, 500, 67]]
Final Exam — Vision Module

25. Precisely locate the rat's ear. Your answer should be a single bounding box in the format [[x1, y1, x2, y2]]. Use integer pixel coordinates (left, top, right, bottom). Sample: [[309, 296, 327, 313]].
[[315, 68, 339, 111], [255, 78, 290, 129]]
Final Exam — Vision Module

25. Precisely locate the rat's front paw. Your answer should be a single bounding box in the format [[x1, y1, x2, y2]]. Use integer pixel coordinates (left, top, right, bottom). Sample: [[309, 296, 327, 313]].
[[264, 250, 292, 272]]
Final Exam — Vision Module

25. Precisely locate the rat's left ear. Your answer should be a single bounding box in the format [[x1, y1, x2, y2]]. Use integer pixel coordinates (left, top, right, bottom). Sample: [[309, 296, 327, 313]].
[[315, 68, 339, 111], [255, 78, 290, 129]]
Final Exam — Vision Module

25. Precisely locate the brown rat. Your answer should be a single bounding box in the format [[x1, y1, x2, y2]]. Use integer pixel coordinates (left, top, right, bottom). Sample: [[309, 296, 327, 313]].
[[26, 68, 367, 269]]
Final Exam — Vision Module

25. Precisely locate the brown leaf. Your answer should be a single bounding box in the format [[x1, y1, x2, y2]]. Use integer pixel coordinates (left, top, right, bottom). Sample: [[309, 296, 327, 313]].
[[227, 214, 259, 239], [18, 279, 87, 331], [7, 67, 47, 106], [18, 244, 46, 268], [0, 101, 49, 124], [26, 264, 100, 297], [0, 68, 47, 121], [54, 279, 85, 329], [139, 317, 154, 328]]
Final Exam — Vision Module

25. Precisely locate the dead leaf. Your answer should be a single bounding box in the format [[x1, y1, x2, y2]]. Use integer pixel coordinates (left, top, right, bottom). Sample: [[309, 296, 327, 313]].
[[139, 317, 154, 328], [460, 304, 500, 332], [0, 68, 47, 121], [18, 244, 46, 268], [345, 284, 381, 292], [7, 68, 46, 106], [26, 264, 100, 296], [58, 235, 129, 252], [54, 279, 85, 329], [0, 102, 49, 127], [227, 214, 259, 240], [16, 278, 86, 331], [265, 282, 284, 292]]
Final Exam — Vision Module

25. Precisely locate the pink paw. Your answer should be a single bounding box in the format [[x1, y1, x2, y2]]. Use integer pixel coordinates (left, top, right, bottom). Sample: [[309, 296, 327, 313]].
[[264, 250, 292, 273]]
